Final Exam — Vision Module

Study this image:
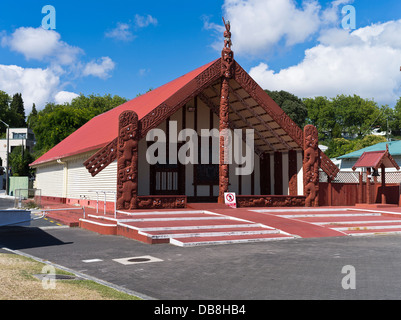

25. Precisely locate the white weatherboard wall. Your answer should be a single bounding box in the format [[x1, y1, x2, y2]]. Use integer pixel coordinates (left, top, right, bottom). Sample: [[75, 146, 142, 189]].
[[34, 162, 64, 198], [34, 151, 117, 202], [66, 153, 117, 201]]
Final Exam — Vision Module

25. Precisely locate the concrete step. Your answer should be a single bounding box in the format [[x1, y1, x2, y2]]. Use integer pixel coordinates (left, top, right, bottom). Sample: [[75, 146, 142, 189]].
[[118, 219, 258, 232], [298, 215, 401, 224], [331, 223, 401, 231], [79, 217, 117, 235], [140, 226, 278, 240], [87, 212, 227, 223], [277, 213, 382, 218], [340, 228, 401, 236], [169, 233, 295, 247]]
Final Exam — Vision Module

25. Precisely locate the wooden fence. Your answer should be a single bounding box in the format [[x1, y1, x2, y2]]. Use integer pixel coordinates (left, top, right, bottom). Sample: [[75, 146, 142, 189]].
[[319, 171, 400, 206]]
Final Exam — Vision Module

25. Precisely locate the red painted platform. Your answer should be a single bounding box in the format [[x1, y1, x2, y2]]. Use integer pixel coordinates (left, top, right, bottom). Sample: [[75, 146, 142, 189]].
[[212, 208, 347, 238], [38, 201, 401, 246]]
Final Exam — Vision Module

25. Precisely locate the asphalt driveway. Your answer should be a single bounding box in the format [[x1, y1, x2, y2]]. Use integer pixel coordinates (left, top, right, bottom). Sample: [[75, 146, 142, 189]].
[[1, 223, 401, 301]]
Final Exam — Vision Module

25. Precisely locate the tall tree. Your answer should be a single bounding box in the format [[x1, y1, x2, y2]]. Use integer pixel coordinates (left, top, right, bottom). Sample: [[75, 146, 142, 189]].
[[0, 91, 11, 134], [9, 93, 26, 127], [27, 103, 38, 129]]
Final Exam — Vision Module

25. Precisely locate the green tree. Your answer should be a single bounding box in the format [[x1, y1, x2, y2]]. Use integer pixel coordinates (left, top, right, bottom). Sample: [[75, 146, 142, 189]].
[[0, 91, 11, 134], [325, 135, 387, 158], [8, 145, 34, 176], [304, 95, 385, 141], [30, 93, 127, 157], [27, 103, 38, 129], [332, 94, 381, 138], [304, 96, 336, 140], [9, 93, 26, 127], [265, 90, 307, 127], [390, 97, 401, 136]]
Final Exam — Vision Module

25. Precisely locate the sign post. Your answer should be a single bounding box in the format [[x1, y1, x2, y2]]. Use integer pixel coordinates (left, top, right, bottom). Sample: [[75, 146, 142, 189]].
[[224, 192, 237, 208]]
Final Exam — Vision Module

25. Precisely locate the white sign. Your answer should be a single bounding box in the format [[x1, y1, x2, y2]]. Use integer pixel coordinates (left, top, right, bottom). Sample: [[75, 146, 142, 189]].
[[224, 192, 237, 208]]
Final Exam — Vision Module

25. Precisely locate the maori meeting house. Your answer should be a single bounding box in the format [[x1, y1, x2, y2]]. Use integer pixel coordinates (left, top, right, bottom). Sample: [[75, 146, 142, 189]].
[[31, 20, 340, 211]]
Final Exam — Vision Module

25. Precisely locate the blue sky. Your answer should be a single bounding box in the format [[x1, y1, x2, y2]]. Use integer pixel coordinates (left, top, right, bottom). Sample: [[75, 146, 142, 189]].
[[1, 0, 401, 114]]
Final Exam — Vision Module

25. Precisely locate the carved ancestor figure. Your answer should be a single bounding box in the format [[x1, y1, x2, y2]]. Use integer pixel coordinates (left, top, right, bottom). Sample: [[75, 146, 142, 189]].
[[223, 17, 232, 49], [117, 110, 139, 210], [221, 17, 234, 79], [303, 125, 320, 207]]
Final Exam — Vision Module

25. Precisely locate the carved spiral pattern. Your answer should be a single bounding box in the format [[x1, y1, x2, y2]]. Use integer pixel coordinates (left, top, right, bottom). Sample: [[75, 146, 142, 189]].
[[303, 125, 319, 207], [117, 111, 139, 210]]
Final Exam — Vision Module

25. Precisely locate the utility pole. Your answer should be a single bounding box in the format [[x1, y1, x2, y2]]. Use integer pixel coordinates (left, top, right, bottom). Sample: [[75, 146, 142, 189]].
[[387, 117, 389, 142], [0, 119, 9, 195]]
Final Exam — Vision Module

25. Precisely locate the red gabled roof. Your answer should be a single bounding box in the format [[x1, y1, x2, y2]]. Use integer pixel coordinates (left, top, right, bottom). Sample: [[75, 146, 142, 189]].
[[352, 150, 400, 170], [353, 151, 386, 168], [31, 59, 219, 166]]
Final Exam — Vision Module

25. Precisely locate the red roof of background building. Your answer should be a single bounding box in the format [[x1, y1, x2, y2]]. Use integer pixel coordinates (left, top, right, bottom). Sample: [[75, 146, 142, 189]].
[[31, 59, 219, 166], [352, 151, 386, 168], [352, 150, 400, 170]]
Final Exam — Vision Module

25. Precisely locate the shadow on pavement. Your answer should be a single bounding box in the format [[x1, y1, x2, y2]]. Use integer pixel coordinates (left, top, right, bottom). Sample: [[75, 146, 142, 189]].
[[0, 226, 72, 250]]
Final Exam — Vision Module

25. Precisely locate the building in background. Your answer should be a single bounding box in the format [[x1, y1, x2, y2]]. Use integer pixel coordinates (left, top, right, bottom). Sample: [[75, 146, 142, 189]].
[[0, 128, 35, 168], [336, 140, 401, 172], [0, 128, 35, 190]]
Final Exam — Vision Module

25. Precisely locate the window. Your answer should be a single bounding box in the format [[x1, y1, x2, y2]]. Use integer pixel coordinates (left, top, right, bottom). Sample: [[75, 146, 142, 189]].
[[12, 132, 26, 139]]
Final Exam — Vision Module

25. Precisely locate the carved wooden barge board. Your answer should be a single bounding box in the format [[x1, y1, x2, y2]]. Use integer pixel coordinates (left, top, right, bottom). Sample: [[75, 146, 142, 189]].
[[303, 125, 320, 207]]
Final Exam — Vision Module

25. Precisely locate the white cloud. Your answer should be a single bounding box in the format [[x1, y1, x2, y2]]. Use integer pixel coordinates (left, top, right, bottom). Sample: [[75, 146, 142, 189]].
[[134, 14, 158, 28], [105, 23, 135, 42], [219, 0, 322, 56], [249, 20, 401, 106], [82, 56, 115, 79], [1, 27, 82, 65], [54, 91, 79, 105], [138, 68, 150, 77], [104, 14, 157, 42], [0, 64, 60, 113], [320, 0, 354, 26], [0, 26, 117, 111], [206, 0, 355, 56]]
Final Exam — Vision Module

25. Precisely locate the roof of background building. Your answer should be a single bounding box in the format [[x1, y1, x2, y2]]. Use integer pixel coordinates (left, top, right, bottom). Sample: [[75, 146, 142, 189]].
[[352, 150, 400, 170], [337, 140, 401, 159]]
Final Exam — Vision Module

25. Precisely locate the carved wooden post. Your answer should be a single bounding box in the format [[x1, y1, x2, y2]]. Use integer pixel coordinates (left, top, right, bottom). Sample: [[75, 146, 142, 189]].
[[358, 172, 363, 204], [117, 110, 139, 210], [303, 125, 320, 207], [327, 174, 332, 206], [288, 150, 298, 196], [218, 77, 230, 203], [218, 18, 234, 203], [381, 164, 386, 204], [366, 167, 371, 204]]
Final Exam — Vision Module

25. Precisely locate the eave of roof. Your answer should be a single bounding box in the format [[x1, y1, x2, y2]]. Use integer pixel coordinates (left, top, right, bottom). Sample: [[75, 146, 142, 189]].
[[337, 140, 401, 159]]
